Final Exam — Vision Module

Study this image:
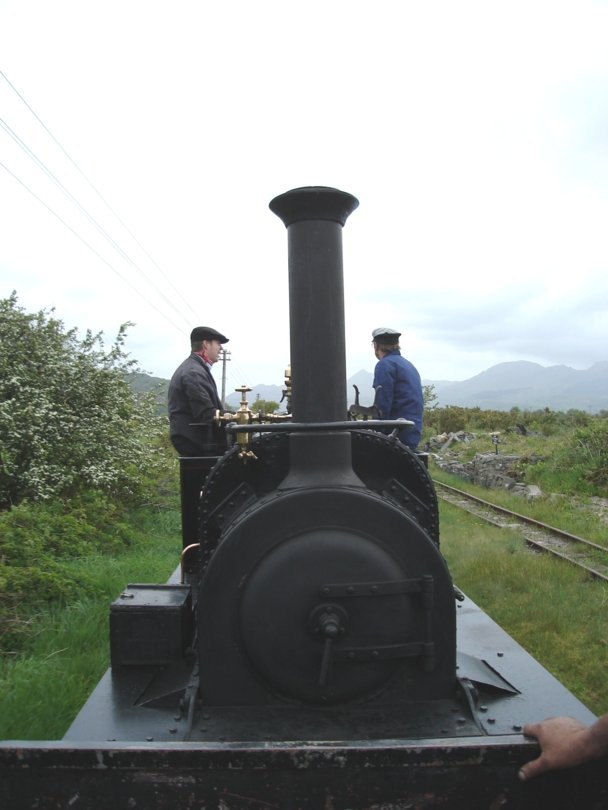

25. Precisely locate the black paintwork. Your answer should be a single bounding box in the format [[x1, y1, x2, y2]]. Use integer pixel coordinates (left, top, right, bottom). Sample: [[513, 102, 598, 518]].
[[2, 188, 605, 808]]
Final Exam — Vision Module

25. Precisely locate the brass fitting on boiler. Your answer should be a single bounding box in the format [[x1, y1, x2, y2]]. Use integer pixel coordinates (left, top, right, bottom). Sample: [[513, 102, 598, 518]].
[[214, 382, 293, 461], [214, 385, 257, 460]]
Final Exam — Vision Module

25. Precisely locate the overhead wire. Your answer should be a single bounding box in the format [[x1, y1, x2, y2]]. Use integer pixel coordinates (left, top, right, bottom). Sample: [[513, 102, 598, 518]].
[[1, 141, 257, 385], [0, 71, 267, 386], [228, 359, 253, 389], [0, 137, 256, 382], [0, 161, 185, 334], [0, 69, 201, 324], [0, 115, 194, 330]]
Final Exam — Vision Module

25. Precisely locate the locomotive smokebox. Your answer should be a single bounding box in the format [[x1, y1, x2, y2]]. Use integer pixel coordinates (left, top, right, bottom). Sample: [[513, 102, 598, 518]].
[[269, 186, 359, 423]]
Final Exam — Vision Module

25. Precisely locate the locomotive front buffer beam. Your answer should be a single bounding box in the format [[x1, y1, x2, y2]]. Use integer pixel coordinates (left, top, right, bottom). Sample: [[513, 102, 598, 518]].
[[2, 736, 607, 809]]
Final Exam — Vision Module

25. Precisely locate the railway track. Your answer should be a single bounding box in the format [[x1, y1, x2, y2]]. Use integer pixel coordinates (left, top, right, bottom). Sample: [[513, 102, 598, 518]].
[[435, 480, 608, 583]]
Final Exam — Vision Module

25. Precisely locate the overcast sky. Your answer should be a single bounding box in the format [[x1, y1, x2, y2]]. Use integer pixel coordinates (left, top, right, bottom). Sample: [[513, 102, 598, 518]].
[[1, 0, 607, 398]]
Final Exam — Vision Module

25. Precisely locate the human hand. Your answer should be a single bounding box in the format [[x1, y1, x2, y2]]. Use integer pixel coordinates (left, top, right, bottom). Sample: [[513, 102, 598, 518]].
[[519, 716, 593, 780]]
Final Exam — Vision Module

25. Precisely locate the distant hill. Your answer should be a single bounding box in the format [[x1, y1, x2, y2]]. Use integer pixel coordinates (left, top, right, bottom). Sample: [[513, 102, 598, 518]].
[[125, 372, 169, 415], [127, 361, 608, 415], [348, 362, 608, 412], [225, 384, 285, 410], [126, 374, 286, 415], [431, 361, 608, 412]]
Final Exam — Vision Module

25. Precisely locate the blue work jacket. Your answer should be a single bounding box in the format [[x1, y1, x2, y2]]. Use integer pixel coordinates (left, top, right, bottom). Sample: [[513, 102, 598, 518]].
[[373, 350, 423, 449]]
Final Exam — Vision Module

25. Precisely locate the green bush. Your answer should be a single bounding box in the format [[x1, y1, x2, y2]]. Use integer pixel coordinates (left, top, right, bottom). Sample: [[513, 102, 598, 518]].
[[0, 493, 140, 652], [424, 404, 470, 434], [423, 405, 599, 439], [424, 404, 608, 499], [516, 418, 607, 495], [550, 420, 608, 491], [0, 293, 167, 509], [0, 295, 182, 654]]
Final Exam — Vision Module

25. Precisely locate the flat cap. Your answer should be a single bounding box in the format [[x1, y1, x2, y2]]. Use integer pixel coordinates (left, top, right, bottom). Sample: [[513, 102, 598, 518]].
[[190, 326, 229, 343], [372, 327, 401, 341]]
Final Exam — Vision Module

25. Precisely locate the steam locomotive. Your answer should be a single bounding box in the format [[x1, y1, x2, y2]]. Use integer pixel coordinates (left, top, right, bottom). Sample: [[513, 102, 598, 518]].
[[1, 187, 606, 809]]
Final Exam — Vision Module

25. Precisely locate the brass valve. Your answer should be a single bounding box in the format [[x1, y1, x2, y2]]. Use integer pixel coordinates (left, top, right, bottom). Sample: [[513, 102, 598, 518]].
[[214, 385, 256, 460], [214, 383, 293, 461]]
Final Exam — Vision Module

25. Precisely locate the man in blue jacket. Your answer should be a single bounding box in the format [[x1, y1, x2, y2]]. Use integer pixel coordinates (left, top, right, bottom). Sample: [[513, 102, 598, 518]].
[[168, 326, 229, 456], [371, 327, 423, 451]]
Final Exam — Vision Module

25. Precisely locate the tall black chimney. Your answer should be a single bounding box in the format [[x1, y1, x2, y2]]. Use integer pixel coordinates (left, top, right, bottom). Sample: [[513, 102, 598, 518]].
[[269, 186, 359, 423]]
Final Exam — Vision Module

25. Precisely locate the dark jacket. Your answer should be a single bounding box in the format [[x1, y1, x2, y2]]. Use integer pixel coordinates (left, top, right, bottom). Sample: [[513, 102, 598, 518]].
[[373, 350, 423, 450], [168, 353, 226, 455]]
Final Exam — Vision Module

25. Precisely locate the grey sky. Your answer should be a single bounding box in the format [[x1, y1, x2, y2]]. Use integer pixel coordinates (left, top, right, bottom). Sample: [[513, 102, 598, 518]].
[[1, 0, 607, 395]]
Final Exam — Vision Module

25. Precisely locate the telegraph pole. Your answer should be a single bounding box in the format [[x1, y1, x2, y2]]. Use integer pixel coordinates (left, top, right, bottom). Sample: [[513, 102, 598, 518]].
[[220, 349, 231, 408]]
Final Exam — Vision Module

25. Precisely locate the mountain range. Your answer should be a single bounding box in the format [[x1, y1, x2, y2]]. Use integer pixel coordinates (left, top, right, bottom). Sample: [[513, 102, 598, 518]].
[[130, 361, 608, 414], [227, 361, 608, 413], [349, 362, 607, 413], [428, 361, 607, 412]]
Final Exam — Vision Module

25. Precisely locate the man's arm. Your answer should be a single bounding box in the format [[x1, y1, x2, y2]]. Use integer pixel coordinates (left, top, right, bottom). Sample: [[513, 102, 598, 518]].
[[373, 361, 394, 420], [519, 714, 608, 780], [183, 367, 217, 422]]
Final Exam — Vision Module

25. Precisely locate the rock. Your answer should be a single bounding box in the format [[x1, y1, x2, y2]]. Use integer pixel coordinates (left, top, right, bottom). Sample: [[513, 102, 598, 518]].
[[433, 449, 542, 497]]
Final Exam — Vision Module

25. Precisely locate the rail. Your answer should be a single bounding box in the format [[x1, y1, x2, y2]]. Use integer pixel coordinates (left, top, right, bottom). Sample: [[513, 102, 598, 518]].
[[434, 480, 608, 583]]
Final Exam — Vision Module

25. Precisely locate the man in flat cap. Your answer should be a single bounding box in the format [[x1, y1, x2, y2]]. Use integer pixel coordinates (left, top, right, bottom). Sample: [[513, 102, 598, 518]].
[[168, 326, 229, 455], [371, 328, 423, 451]]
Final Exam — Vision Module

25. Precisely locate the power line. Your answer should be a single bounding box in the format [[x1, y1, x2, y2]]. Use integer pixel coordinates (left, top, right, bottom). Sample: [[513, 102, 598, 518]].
[[0, 115, 194, 327], [0, 70, 200, 322], [226, 358, 253, 389], [0, 161, 185, 334], [0, 72, 256, 378]]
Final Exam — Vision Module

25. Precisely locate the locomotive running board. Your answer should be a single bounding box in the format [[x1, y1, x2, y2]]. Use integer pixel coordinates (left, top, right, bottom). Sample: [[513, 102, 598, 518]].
[[2, 594, 606, 808]]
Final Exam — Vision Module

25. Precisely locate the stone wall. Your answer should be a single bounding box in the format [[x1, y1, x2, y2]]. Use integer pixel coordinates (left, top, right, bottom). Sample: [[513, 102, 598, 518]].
[[432, 439, 543, 500]]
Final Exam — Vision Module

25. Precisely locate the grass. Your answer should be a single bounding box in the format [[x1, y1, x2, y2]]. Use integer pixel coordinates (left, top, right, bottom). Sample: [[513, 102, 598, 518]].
[[432, 465, 608, 547], [0, 507, 180, 740], [440, 502, 608, 715], [2, 480, 607, 740], [446, 431, 550, 463]]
